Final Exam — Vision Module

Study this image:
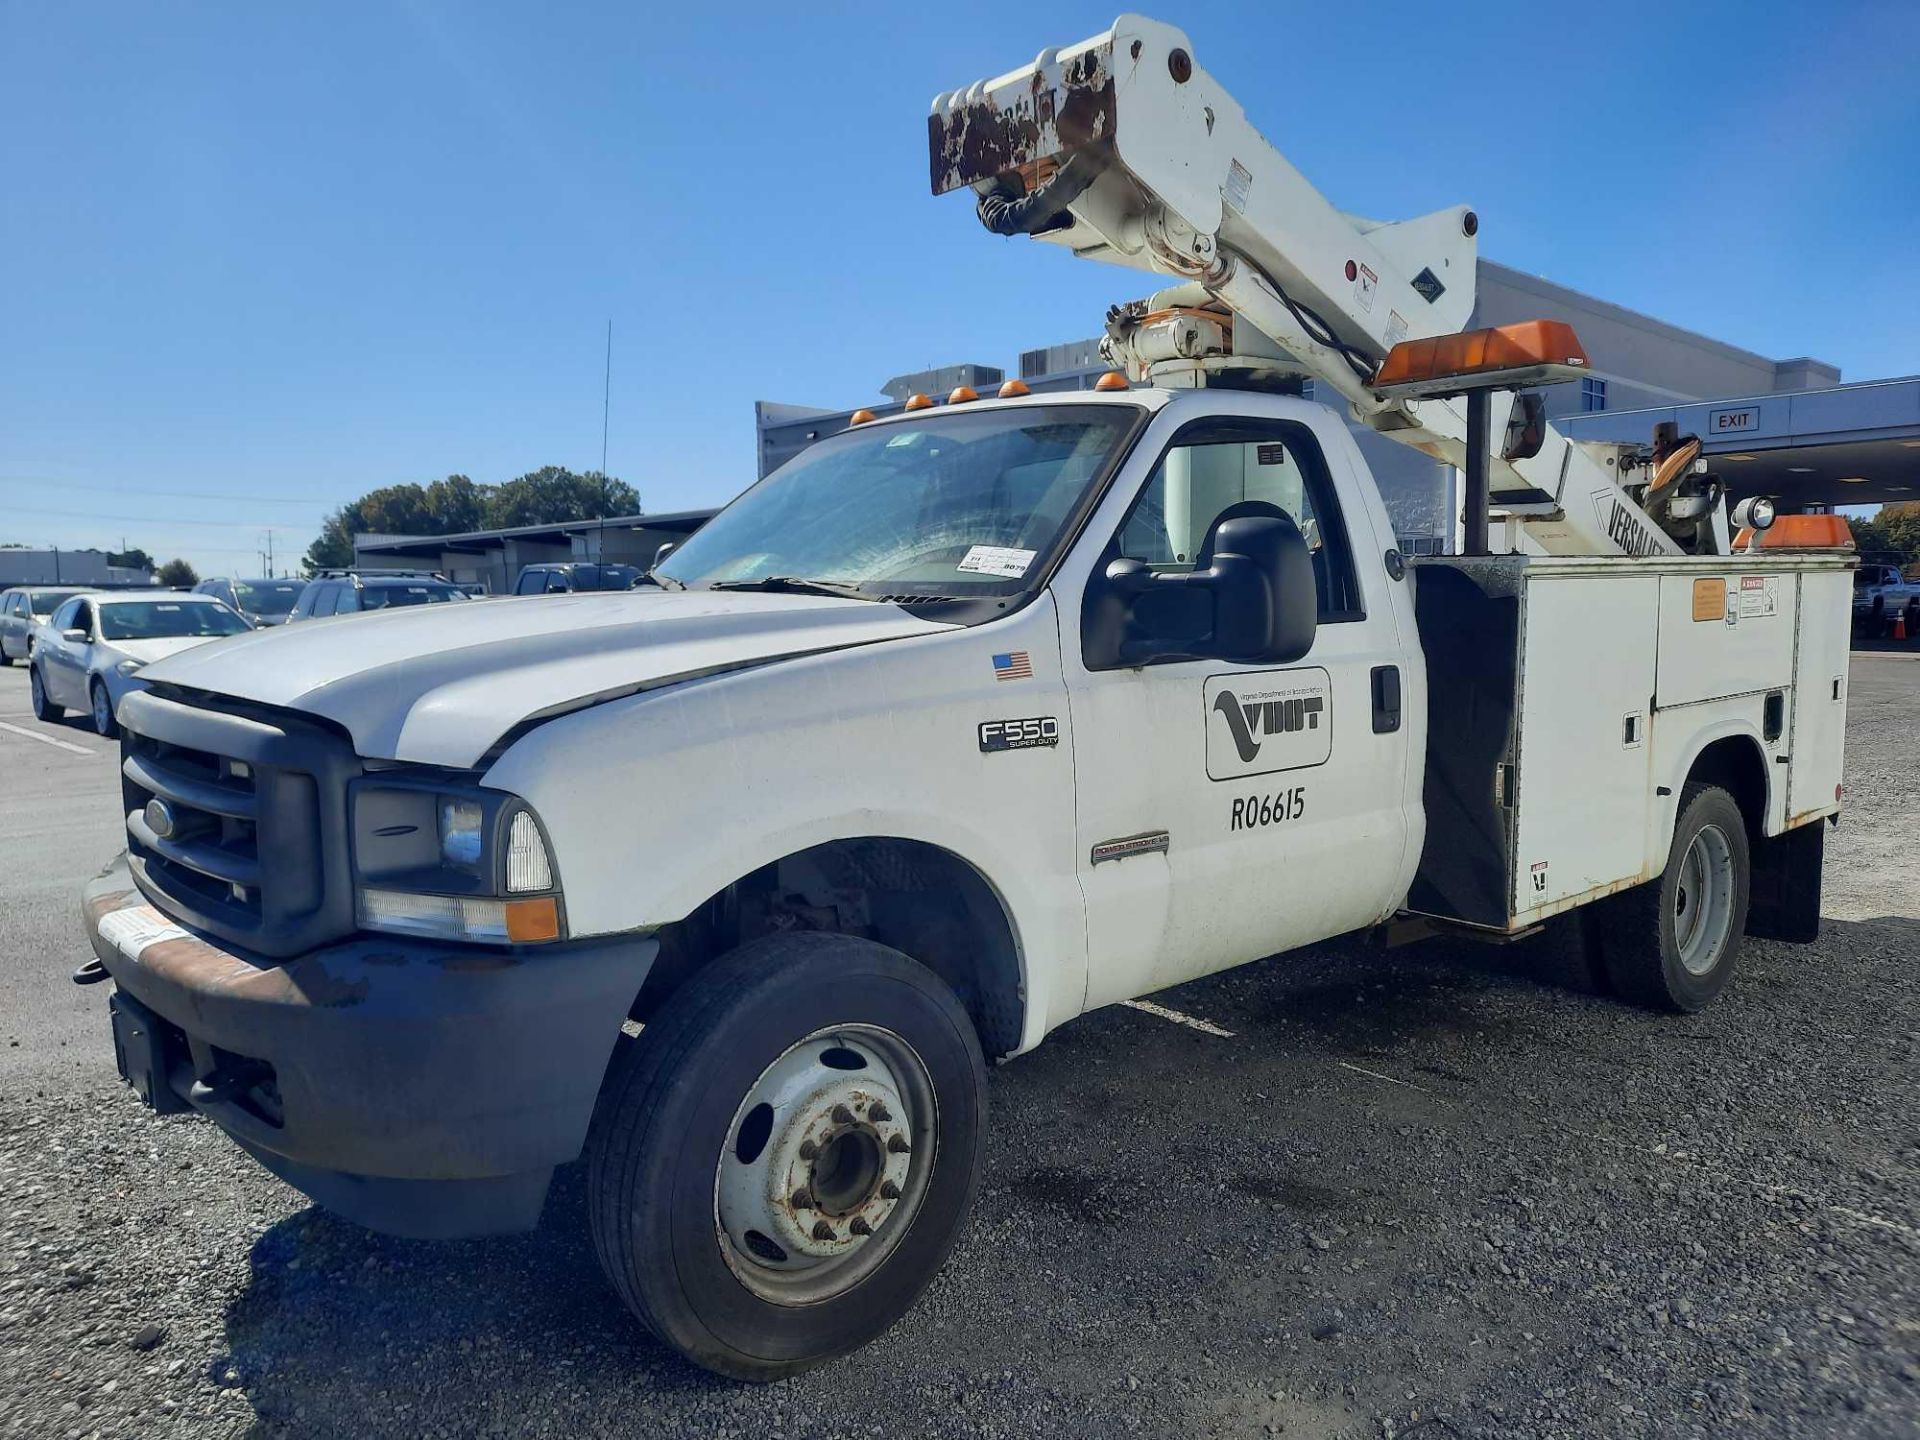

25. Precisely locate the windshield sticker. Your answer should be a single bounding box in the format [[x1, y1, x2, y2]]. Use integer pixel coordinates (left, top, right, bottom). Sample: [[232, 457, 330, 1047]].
[[957, 545, 1036, 578]]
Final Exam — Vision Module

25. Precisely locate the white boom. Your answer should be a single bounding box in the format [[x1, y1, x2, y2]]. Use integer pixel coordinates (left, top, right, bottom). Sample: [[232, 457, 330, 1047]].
[[929, 14, 1734, 558]]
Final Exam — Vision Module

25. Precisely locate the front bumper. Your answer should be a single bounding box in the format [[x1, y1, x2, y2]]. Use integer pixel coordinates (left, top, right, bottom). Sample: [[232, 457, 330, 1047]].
[[83, 856, 657, 1238]]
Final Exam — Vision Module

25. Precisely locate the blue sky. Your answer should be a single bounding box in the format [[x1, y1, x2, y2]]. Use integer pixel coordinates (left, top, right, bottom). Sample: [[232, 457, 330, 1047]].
[[3, 0, 1916, 574]]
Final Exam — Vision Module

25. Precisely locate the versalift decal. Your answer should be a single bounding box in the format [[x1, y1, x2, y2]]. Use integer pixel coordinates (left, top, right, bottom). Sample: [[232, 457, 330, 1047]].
[[1203, 667, 1333, 781], [978, 716, 1059, 753], [1589, 490, 1667, 558]]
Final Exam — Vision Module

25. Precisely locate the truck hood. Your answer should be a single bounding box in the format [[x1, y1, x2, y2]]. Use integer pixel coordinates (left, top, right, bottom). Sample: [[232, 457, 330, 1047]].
[[114, 635, 229, 666], [139, 590, 958, 767]]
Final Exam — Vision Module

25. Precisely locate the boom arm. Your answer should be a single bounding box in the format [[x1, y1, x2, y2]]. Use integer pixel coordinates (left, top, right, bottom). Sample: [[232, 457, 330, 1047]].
[[930, 14, 1718, 558]]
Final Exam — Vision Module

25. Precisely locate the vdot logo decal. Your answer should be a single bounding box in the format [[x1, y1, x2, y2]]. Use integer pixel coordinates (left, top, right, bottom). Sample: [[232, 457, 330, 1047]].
[[1203, 668, 1333, 780]]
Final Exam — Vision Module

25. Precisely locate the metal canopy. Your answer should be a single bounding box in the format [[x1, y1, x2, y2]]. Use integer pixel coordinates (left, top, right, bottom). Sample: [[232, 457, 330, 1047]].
[[1562, 375, 1920, 509]]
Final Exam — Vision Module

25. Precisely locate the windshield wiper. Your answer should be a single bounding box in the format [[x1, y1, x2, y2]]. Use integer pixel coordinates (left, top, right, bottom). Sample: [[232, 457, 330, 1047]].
[[706, 576, 875, 601], [635, 571, 686, 591]]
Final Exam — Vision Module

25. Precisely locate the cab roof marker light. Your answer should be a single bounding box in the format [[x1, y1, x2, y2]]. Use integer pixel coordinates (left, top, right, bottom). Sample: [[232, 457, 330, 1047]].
[[902, 393, 936, 411], [1093, 371, 1130, 391], [997, 378, 1032, 398], [848, 408, 878, 426], [947, 385, 979, 404]]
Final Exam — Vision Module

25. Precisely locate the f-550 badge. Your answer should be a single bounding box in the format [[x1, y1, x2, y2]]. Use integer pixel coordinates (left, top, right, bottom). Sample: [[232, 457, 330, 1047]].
[[1203, 668, 1333, 780], [978, 716, 1059, 753]]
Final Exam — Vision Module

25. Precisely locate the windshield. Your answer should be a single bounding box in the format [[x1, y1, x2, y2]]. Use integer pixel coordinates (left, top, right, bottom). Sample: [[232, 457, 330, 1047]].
[[234, 580, 305, 615], [361, 583, 466, 609], [656, 405, 1139, 596], [100, 601, 251, 641], [30, 590, 77, 615]]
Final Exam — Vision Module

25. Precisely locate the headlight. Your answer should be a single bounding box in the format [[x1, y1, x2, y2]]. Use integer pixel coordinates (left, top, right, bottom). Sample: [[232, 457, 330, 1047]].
[[114, 658, 145, 677], [438, 799, 485, 867], [351, 777, 562, 945]]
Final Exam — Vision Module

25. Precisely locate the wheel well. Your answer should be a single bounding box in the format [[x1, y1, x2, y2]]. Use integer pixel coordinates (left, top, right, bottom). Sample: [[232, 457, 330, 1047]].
[[1685, 736, 1768, 839], [632, 838, 1026, 1060]]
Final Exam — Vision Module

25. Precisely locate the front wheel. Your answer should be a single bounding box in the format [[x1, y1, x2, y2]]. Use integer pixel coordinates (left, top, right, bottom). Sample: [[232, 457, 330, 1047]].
[[29, 665, 60, 722], [587, 932, 987, 1381], [1592, 783, 1750, 1012]]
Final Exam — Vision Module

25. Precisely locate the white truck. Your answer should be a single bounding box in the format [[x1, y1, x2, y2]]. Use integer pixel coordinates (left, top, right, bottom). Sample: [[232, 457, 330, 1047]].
[[79, 14, 1851, 1381], [1852, 559, 1920, 635]]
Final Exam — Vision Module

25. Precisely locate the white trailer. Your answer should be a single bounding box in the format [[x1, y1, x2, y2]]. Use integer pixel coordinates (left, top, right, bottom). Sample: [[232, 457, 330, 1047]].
[[76, 12, 1852, 1381]]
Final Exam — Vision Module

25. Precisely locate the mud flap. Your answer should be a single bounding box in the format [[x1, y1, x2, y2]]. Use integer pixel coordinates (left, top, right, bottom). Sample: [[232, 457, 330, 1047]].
[[1746, 821, 1823, 944]]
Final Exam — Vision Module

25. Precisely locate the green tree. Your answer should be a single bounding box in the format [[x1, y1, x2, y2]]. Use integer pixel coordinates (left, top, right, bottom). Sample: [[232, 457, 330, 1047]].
[[156, 558, 198, 587], [484, 468, 638, 529], [302, 474, 494, 573], [1853, 505, 1920, 569], [108, 547, 156, 573]]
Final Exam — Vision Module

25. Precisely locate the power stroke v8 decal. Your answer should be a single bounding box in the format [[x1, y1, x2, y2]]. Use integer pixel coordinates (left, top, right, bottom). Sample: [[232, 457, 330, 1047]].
[[1203, 668, 1333, 780]]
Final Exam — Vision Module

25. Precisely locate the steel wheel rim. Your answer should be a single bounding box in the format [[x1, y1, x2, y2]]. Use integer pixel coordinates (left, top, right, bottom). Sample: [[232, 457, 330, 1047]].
[[715, 1023, 937, 1306], [1673, 822, 1735, 976]]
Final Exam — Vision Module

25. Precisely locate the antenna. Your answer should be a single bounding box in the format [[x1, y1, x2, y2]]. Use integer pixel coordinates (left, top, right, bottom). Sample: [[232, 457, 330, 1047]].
[[599, 318, 613, 518]]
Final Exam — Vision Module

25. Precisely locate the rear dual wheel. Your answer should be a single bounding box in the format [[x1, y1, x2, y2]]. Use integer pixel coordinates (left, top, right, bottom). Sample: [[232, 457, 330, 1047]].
[[587, 932, 987, 1381], [1592, 782, 1749, 1012]]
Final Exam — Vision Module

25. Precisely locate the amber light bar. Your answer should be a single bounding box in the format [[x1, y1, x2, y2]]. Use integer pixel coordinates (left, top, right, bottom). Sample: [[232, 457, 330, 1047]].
[[1373, 320, 1591, 400]]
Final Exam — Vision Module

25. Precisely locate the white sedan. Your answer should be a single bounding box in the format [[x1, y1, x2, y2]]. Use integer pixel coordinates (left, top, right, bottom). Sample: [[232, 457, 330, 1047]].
[[30, 591, 252, 737]]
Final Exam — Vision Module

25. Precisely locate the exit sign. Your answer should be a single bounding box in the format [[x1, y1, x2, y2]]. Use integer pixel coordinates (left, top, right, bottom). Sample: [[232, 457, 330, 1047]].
[[1708, 405, 1762, 435]]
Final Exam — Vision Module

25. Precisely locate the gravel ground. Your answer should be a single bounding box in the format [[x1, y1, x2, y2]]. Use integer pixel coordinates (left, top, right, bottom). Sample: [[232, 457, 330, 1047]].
[[1, 656, 1916, 1439]]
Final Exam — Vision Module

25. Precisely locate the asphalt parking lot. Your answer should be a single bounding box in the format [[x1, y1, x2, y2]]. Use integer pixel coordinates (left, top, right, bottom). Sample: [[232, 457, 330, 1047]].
[[1, 655, 1915, 1439]]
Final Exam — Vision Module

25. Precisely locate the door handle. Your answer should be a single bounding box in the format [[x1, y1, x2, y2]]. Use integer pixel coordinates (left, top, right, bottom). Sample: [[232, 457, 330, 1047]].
[[1371, 665, 1401, 734]]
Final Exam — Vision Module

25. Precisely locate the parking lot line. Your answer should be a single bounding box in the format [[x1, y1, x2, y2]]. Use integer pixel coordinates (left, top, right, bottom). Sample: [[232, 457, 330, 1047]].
[[1119, 998, 1235, 1037], [0, 720, 97, 757]]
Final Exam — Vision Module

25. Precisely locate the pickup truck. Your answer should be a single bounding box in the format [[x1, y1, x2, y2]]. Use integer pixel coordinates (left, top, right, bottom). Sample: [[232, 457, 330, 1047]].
[[1852, 560, 1920, 635], [77, 385, 1850, 1378]]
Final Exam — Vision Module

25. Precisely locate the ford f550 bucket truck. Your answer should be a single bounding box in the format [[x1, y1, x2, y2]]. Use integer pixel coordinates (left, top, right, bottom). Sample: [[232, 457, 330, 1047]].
[[78, 13, 1851, 1380]]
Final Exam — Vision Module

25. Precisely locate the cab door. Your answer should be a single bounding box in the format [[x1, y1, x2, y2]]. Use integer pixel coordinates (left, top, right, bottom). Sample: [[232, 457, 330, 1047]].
[[41, 597, 92, 706], [1058, 397, 1418, 1010]]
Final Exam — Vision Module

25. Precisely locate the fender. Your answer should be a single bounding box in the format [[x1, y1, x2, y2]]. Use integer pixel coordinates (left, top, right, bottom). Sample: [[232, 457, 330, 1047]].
[[1649, 711, 1775, 859]]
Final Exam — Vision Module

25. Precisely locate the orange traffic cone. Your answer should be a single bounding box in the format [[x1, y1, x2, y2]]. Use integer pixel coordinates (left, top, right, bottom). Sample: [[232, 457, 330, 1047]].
[[1895, 610, 1910, 642]]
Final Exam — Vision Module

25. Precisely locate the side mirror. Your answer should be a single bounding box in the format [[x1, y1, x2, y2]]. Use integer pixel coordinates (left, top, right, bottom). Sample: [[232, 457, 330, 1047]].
[[1083, 513, 1318, 669], [62, 627, 89, 643]]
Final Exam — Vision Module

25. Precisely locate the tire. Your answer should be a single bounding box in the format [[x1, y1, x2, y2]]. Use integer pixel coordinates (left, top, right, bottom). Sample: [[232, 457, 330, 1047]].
[[1592, 783, 1749, 1012], [89, 680, 119, 739], [29, 665, 60, 722], [587, 931, 988, 1381]]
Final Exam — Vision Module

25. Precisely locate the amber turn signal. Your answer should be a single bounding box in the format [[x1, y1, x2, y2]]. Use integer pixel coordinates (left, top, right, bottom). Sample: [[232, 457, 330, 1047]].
[[504, 896, 561, 944]]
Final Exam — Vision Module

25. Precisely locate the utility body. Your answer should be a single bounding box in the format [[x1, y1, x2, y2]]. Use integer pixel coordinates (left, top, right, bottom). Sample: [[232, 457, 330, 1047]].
[[79, 14, 1849, 1380]]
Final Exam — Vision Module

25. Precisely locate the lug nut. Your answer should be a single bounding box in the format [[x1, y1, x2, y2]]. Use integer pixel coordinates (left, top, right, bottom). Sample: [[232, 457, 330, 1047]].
[[811, 1221, 836, 1241], [887, 1134, 911, 1155], [849, 1217, 873, 1237], [868, 1101, 891, 1122], [879, 1180, 901, 1200], [790, 1188, 813, 1209], [831, 1103, 855, 1125], [798, 1139, 817, 1161]]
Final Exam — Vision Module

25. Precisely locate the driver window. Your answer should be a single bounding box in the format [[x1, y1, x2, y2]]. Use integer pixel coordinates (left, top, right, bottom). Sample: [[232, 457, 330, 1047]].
[[51, 598, 83, 633], [1115, 423, 1361, 621]]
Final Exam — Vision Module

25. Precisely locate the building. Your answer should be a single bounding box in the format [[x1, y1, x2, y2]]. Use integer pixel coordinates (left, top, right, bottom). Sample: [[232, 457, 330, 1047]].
[[755, 259, 1860, 552], [352, 510, 715, 594], [0, 549, 153, 588]]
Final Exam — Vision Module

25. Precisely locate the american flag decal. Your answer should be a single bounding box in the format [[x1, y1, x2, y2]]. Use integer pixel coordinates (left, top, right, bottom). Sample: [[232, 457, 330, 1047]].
[[991, 651, 1033, 681]]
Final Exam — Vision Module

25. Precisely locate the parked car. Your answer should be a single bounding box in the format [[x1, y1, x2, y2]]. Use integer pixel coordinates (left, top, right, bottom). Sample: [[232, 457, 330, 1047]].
[[29, 591, 251, 737], [288, 571, 472, 621], [1852, 560, 1920, 635], [0, 586, 90, 665], [193, 576, 308, 627], [511, 562, 642, 595]]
